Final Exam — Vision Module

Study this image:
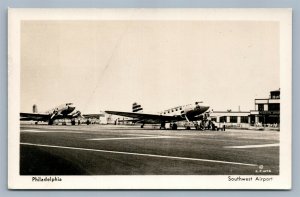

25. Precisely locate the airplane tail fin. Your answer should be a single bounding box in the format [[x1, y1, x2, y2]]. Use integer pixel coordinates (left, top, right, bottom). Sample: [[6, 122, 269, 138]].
[[132, 102, 143, 113], [32, 104, 38, 113]]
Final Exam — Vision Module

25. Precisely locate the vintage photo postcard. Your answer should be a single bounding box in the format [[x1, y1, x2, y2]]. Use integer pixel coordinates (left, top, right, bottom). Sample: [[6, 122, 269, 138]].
[[8, 8, 292, 189]]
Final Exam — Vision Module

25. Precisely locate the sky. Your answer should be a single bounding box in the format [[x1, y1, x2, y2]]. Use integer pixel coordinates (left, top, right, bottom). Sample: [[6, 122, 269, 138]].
[[21, 20, 279, 113]]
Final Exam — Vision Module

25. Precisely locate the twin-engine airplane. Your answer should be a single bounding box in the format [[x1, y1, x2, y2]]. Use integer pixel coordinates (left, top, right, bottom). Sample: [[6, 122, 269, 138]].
[[105, 101, 210, 130], [20, 103, 99, 125]]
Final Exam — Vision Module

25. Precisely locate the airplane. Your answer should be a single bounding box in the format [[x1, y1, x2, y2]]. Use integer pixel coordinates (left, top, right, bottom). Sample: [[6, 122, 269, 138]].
[[20, 103, 100, 125], [105, 101, 210, 130]]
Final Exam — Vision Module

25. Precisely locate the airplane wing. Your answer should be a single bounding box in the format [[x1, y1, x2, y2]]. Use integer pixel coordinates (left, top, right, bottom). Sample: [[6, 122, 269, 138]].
[[82, 114, 105, 119], [105, 111, 182, 123], [20, 112, 69, 121], [20, 112, 50, 121]]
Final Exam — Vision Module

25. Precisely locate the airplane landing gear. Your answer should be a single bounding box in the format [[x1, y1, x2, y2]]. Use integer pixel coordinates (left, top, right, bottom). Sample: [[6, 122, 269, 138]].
[[141, 124, 144, 128], [48, 120, 54, 125], [35, 121, 38, 125], [160, 122, 166, 129]]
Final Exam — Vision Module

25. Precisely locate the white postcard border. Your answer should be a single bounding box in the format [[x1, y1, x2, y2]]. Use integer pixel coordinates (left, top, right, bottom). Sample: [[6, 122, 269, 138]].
[[8, 8, 292, 189]]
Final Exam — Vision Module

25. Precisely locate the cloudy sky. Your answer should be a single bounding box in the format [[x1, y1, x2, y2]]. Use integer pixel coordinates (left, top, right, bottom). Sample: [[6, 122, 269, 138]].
[[21, 20, 279, 113]]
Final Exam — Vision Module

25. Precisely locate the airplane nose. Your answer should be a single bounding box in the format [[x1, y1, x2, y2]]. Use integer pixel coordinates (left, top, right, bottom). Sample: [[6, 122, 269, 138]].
[[201, 106, 210, 112], [194, 105, 209, 113], [68, 106, 76, 112]]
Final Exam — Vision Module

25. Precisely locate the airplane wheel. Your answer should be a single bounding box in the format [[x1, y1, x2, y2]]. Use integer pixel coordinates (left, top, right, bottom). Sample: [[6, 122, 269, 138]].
[[35, 122, 38, 125], [71, 120, 76, 125], [186, 126, 191, 130], [141, 125, 144, 128], [172, 123, 177, 130]]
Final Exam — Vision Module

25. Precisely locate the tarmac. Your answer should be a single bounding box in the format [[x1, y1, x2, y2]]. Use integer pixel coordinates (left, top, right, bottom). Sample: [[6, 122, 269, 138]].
[[20, 124, 279, 175]]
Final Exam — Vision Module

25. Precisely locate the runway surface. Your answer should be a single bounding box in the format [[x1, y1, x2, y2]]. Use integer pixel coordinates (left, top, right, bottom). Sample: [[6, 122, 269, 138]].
[[20, 124, 279, 175]]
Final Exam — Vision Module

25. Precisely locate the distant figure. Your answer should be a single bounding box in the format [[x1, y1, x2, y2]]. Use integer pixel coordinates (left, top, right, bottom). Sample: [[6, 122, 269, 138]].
[[87, 119, 91, 125]]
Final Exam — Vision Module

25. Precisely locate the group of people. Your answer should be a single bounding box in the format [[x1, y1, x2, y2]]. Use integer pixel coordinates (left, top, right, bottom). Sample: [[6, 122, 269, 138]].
[[193, 120, 225, 131]]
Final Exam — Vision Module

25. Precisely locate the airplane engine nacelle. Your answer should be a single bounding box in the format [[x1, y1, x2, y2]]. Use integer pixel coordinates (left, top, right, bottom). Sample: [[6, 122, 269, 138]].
[[72, 111, 82, 118]]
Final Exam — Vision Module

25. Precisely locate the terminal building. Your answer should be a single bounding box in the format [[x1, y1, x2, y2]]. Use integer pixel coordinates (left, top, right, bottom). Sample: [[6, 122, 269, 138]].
[[210, 110, 251, 129], [249, 89, 280, 127], [210, 89, 280, 129]]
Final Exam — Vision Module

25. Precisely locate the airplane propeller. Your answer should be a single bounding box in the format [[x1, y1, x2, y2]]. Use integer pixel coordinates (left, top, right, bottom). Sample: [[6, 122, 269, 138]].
[[50, 110, 59, 120], [72, 110, 83, 118], [184, 114, 190, 122]]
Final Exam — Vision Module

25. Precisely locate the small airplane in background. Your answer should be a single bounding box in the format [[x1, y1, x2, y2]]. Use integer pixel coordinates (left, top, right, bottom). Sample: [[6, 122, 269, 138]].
[[105, 101, 210, 130], [20, 103, 101, 125]]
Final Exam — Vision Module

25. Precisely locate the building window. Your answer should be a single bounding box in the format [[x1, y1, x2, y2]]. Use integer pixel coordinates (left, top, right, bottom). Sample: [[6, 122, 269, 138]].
[[220, 116, 227, 123], [258, 104, 264, 111], [241, 116, 248, 123], [268, 103, 280, 111], [270, 91, 280, 99], [230, 116, 237, 123]]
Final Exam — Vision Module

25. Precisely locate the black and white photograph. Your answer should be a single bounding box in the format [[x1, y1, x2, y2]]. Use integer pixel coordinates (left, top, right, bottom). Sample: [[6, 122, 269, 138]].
[[8, 9, 292, 189]]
